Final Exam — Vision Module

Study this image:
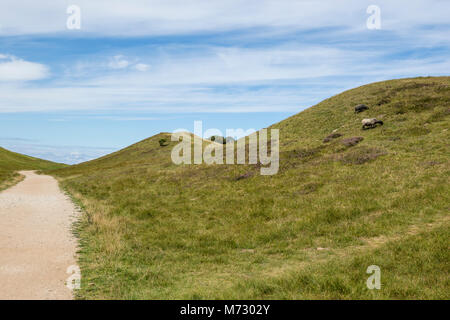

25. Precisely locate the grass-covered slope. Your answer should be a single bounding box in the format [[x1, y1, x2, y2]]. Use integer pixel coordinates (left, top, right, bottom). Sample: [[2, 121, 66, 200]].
[[49, 77, 449, 299], [0, 147, 66, 190]]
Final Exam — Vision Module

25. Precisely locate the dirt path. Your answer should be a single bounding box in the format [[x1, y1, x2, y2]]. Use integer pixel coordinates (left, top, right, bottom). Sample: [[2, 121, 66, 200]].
[[0, 171, 79, 300]]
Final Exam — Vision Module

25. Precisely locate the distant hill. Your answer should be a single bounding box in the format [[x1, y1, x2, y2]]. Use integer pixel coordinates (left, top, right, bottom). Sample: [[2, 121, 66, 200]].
[[0, 147, 66, 190], [49, 77, 449, 299]]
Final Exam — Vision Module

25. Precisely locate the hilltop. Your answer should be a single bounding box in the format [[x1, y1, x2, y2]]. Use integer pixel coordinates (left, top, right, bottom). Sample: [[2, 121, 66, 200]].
[[0, 147, 66, 190], [48, 77, 449, 299]]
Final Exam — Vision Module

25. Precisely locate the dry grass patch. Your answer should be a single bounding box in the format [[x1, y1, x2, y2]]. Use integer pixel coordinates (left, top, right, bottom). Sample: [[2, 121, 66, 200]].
[[337, 146, 387, 165]]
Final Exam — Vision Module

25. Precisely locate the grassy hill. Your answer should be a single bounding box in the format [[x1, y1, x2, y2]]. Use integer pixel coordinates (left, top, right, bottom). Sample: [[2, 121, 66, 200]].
[[48, 76, 449, 299], [0, 147, 66, 190]]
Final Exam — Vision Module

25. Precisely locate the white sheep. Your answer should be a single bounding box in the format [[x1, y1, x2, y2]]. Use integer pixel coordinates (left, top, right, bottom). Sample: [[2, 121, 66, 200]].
[[362, 118, 383, 130]]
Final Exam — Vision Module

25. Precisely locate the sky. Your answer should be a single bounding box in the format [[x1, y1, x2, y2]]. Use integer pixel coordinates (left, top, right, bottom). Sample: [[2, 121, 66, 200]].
[[0, 0, 449, 164]]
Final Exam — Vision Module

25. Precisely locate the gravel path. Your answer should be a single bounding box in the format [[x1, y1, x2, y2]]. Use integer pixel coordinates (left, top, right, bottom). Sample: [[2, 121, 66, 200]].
[[0, 171, 79, 300]]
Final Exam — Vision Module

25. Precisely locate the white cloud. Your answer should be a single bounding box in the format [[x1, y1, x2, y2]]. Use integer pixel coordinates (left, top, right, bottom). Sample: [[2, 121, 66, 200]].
[[0, 1, 449, 36], [108, 55, 130, 69], [134, 63, 150, 72], [0, 41, 449, 113], [107, 56, 149, 72], [0, 54, 49, 81], [0, 1, 449, 113], [93, 116, 161, 121]]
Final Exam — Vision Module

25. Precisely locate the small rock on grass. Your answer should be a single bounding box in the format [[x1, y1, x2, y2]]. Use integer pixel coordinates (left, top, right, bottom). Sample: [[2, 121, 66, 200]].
[[323, 133, 342, 143], [341, 136, 364, 147]]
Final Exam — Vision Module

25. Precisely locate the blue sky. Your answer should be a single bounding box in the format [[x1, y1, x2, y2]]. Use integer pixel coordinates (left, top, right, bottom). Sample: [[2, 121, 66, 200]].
[[0, 0, 449, 164]]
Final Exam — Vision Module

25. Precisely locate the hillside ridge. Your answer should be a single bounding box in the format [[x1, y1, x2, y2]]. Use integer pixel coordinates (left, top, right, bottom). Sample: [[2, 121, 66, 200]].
[[0, 147, 66, 190], [44, 76, 450, 299]]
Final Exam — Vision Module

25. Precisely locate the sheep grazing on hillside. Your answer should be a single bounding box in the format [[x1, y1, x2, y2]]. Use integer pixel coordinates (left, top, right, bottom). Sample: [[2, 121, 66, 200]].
[[355, 104, 369, 113], [362, 118, 384, 130]]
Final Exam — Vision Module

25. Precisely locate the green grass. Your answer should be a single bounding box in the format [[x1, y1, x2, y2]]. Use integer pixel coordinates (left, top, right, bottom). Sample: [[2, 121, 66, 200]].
[[218, 224, 449, 299], [0, 147, 66, 190], [48, 76, 450, 299]]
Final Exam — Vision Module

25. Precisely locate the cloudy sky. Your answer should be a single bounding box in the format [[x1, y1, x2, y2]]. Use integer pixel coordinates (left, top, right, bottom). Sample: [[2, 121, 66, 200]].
[[1, 0, 449, 163]]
